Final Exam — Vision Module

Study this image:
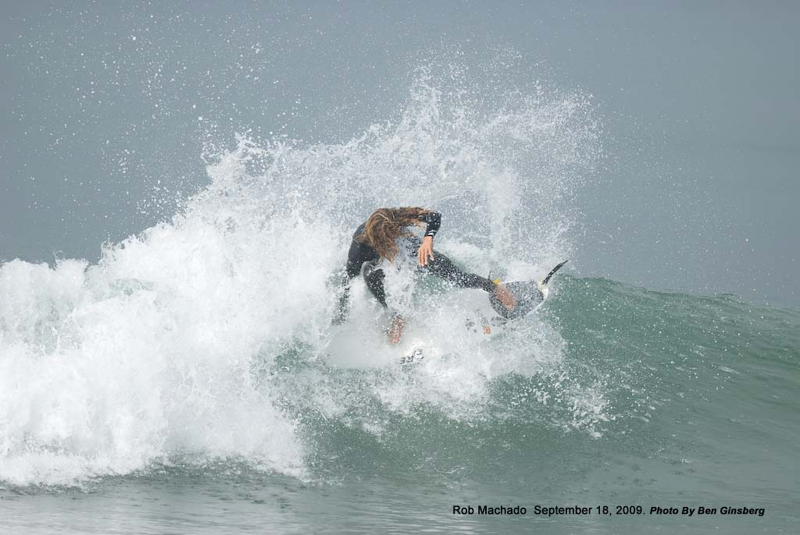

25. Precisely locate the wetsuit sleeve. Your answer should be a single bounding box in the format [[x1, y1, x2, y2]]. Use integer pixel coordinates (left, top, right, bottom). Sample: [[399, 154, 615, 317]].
[[420, 211, 441, 238]]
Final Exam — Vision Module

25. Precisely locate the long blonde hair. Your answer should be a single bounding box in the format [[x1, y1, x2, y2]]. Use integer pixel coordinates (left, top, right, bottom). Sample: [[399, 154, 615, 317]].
[[356, 207, 430, 261]]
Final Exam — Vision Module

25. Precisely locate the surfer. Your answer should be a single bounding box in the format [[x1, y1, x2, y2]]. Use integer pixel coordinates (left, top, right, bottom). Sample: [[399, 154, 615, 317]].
[[333, 207, 516, 344]]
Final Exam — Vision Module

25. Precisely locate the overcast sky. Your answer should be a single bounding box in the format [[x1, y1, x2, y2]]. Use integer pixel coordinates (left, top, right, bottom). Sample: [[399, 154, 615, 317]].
[[2, 1, 798, 306]]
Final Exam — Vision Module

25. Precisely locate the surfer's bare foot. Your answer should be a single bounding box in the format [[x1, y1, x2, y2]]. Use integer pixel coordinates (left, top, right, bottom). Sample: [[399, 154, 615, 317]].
[[494, 283, 517, 311], [388, 315, 405, 345]]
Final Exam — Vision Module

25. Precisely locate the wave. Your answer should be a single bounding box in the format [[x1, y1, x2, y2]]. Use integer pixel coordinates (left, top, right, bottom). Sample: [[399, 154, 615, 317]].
[[10, 68, 793, 489]]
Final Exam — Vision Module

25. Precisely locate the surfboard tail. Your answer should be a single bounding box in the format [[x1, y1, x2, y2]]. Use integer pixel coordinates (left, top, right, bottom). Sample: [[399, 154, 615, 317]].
[[541, 260, 568, 286]]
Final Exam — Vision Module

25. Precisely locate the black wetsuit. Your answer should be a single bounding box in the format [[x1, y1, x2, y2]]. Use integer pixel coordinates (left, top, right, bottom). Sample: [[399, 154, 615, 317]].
[[334, 211, 494, 322]]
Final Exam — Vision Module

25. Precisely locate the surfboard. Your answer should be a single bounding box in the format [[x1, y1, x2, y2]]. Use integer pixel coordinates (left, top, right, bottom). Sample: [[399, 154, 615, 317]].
[[398, 261, 567, 363], [489, 261, 567, 320], [400, 347, 425, 365]]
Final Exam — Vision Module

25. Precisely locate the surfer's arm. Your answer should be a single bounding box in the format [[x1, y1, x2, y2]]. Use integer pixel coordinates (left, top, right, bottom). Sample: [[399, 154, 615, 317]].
[[417, 236, 434, 266], [415, 211, 440, 266], [419, 210, 441, 238]]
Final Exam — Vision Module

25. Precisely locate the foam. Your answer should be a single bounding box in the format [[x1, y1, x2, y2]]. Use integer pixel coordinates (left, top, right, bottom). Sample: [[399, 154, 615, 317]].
[[0, 69, 603, 485]]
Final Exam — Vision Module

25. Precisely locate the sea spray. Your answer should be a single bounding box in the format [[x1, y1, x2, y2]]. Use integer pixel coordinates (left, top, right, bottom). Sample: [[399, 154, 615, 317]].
[[0, 70, 602, 486]]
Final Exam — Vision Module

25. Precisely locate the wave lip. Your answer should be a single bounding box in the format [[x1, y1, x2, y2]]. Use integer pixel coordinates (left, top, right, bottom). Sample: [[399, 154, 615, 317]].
[[1, 66, 602, 486]]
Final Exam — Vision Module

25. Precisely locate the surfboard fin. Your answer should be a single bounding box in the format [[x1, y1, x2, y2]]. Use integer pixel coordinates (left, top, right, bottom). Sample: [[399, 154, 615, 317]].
[[541, 260, 568, 286]]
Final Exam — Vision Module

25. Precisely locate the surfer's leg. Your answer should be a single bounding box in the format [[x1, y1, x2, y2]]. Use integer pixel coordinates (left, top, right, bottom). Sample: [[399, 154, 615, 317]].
[[363, 262, 406, 344], [400, 237, 516, 316], [362, 261, 388, 307], [421, 250, 495, 292], [387, 314, 404, 344], [403, 237, 515, 312], [401, 236, 493, 291]]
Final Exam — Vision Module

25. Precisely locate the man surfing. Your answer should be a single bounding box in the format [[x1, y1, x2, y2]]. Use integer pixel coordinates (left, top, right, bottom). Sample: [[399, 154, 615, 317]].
[[333, 207, 516, 344]]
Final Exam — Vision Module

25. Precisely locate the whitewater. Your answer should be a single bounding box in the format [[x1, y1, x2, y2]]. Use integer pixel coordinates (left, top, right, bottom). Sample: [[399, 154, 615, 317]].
[[2, 75, 798, 534]]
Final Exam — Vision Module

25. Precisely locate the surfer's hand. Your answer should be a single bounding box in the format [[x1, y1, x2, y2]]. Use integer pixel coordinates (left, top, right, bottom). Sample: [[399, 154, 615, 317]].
[[388, 315, 405, 345], [418, 236, 434, 266], [494, 283, 517, 311]]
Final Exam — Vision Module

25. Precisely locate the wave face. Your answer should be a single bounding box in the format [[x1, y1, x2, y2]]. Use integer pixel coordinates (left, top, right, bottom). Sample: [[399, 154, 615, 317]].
[[0, 70, 598, 486], [1, 71, 797, 514]]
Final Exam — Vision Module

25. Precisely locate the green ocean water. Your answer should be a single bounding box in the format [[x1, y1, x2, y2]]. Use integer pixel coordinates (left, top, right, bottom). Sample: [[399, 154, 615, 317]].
[[2, 275, 797, 534]]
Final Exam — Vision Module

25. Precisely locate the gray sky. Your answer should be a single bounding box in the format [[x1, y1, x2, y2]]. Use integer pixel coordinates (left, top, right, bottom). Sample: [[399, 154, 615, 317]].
[[2, 1, 799, 306]]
